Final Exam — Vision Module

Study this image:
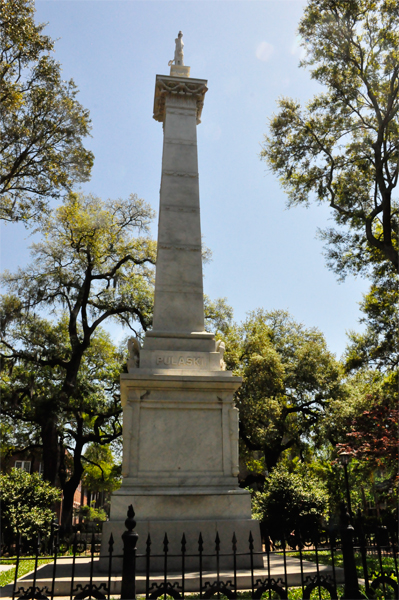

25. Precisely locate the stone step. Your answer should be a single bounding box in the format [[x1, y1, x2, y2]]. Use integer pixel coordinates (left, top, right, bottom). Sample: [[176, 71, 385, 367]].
[[1, 554, 345, 598]]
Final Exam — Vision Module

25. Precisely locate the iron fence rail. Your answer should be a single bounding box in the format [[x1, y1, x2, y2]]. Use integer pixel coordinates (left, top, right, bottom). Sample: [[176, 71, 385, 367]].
[[1, 504, 398, 600]]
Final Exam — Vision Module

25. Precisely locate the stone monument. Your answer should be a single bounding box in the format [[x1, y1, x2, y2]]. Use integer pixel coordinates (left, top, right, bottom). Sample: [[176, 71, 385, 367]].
[[101, 33, 262, 570]]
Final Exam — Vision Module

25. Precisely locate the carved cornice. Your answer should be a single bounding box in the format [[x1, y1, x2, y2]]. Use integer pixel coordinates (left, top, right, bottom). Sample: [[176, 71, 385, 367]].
[[153, 75, 208, 124]]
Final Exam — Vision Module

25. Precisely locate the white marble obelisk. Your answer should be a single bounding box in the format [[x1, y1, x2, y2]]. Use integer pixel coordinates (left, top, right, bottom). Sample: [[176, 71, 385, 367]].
[[101, 35, 262, 570]]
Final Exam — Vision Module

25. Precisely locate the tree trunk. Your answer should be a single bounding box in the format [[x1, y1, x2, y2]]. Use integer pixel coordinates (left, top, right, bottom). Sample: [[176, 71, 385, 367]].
[[41, 417, 59, 486], [264, 447, 283, 472], [60, 444, 85, 535]]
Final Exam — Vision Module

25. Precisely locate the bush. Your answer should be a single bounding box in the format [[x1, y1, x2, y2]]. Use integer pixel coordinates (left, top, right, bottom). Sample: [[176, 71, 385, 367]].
[[78, 504, 107, 523], [252, 465, 328, 543], [0, 468, 61, 546]]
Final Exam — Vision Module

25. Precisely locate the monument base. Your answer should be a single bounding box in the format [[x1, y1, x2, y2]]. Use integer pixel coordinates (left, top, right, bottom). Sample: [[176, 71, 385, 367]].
[[109, 487, 252, 521], [104, 350, 264, 571], [100, 489, 262, 571], [100, 514, 262, 572]]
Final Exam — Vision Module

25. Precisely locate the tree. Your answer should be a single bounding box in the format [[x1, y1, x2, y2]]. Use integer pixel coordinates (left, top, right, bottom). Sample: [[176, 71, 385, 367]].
[[204, 295, 234, 334], [0, 0, 93, 223], [81, 443, 121, 515], [338, 395, 398, 467], [261, 0, 398, 276], [1, 320, 126, 530], [334, 368, 398, 471], [0, 468, 61, 547], [82, 444, 121, 496], [0, 191, 156, 529], [344, 266, 399, 372], [319, 367, 398, 517], [252, 464, 329, 543], [222, 309, 343, 476]]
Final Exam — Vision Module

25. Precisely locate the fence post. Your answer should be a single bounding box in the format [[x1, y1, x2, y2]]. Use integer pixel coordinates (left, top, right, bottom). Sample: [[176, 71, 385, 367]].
[[340, 503, 365, 600], [355, 509, 370, 596], [120, 504, 139, 600]]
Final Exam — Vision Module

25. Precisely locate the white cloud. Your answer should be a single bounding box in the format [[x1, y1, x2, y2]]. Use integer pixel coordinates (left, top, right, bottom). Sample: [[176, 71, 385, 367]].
[[291, 35, 307, 60], [256, 41, 274, 62]]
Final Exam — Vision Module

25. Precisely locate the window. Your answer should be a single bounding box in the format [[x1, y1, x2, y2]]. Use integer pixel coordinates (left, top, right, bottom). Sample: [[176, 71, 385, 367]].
[[15, 460, 31, 473]]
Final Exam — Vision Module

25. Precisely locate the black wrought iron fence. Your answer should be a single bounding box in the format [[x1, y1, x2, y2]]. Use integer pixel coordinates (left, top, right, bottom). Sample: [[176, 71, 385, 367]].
[[1, 503, 398, 600]]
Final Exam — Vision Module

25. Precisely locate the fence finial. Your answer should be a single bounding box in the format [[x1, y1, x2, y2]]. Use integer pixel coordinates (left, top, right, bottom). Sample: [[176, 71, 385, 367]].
[[125, 504, 136, 531]]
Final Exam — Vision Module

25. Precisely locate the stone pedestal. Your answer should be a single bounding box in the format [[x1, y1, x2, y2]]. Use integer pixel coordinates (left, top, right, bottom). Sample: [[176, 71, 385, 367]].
[[101, 49, 262, 571]]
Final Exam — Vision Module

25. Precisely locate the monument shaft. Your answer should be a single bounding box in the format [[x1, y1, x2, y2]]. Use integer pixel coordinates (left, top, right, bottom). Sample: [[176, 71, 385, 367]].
[[102, 39, 262, 570], [152, 75, 206, 334]]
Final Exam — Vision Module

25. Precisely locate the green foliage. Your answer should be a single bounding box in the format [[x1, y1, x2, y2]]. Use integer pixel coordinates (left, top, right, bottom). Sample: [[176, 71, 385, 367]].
[[261, 0, 398, 274], [0, 468, 61, 543], [82, 444, 121, 494], [0, 558, 53, 588], [344, 268, 399, 372], [0, 318, 125, 527], [324, 370, 398, 465], [204, 296, 234, 334], [317, 369, 398, 516], [0, 0, 93, 223], [1, 192, 156, 338], [260, 0, 398, 518], [78, 505, 107, 523], [0, 192, 155, 528], [224, 309, 343, 472], [335, 379, 398, 487], [252, 464, 329, 540], [1, 320, 125, 449], [289, 549, 398, 591]]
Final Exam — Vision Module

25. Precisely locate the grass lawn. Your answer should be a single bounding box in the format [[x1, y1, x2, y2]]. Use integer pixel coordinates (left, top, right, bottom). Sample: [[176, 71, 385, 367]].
[[133, 590, 346, 599], [2, 552, 397, 598], [0, 557, 53, 588], [289, 550, 397, 579]]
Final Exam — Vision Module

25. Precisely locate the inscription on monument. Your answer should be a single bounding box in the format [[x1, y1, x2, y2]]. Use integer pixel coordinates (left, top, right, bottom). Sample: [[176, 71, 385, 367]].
[[156, 355, 204, 367]]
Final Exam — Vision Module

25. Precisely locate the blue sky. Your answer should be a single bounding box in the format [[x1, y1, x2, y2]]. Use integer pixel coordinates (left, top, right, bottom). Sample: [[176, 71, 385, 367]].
[[0, 0, 369, 358]]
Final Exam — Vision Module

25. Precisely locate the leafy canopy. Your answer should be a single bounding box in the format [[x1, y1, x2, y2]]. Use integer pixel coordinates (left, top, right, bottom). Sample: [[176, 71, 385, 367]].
[[222, 309, 343, 472], [252, 464, 329, 541], [0, 0, 93, 223], [0, 468, 61, 543], [344, 266, 399, 372], [82, 443, 121, 494], [261, 0, 399, 275], [1, 317, 125, 483], [1, 192, 156, 385], [0, 191, 155, 529], [333, 370, 398, 470]]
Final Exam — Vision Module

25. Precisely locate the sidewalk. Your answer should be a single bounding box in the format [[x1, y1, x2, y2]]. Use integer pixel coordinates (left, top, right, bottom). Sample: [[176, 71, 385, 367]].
[[1, 553, 344, 598]]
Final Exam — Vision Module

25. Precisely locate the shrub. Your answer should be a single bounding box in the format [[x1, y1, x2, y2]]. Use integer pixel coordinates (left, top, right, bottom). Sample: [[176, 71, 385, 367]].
[[0, 468, 61, 545], [78, 504, 107, 523], [252, 464, 328, 543]]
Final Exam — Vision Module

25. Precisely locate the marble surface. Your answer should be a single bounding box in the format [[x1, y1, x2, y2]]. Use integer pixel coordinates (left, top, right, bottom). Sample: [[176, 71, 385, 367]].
[[102, 64, 261, 569], [101, 517, 263, 570], [119, 374, 242, 486], [151, 87, 205, 337]]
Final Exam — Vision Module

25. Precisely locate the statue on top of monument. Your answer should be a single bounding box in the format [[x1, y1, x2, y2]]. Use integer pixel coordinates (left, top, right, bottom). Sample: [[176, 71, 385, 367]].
[[168, 31, 184, 67]]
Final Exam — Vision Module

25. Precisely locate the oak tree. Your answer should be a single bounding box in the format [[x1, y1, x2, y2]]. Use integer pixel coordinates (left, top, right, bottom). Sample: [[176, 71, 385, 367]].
[[0, 192, 156, 529], [222, 309, 343, 477], [344, 266, 399, 372], [0, 0, 93, 223], [261, 0, 399, 276]]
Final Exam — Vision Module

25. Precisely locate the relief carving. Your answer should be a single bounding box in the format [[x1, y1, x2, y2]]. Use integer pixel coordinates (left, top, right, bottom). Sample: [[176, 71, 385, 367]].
[[154, 77, 208, 124], [127, 337, 140, 371], [216, 340, 226, 370]]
